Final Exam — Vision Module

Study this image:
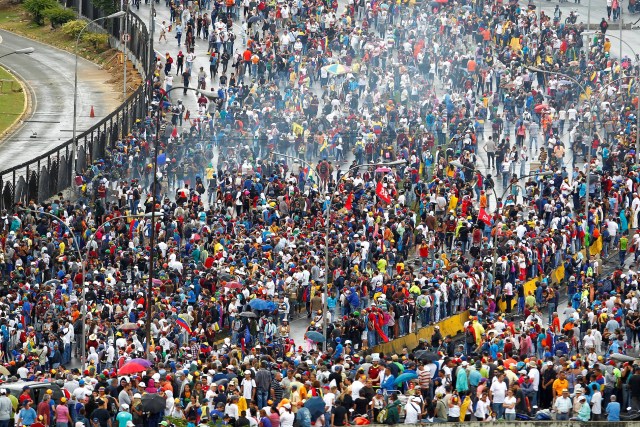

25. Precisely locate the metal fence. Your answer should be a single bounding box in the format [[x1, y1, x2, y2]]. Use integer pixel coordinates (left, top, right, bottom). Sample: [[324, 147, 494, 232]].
[[0, 8, 153, 210]]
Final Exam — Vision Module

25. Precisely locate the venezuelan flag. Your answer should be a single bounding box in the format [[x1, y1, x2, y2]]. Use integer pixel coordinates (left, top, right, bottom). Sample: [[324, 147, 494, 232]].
[[175, 317, 192, 334]]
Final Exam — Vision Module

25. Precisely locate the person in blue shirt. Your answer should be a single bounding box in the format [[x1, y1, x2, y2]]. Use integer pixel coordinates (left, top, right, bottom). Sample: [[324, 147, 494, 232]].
[[333, 338, 343, 360], [18, 400, 37, 427], [605, 395, 621, 421], [380, 366, 395, 393]]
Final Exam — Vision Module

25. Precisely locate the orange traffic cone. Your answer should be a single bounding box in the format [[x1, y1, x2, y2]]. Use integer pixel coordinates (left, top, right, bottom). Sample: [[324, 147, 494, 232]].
[[90, 105, 95, 118]]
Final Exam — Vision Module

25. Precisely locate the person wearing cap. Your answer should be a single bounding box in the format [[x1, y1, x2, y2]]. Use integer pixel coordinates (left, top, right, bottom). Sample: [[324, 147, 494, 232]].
[[241, 370, 256, 403], [571, 394, 591, 421], [17, 400, 36, 427], [54, 398, 70, 427], [554, 389, 572, 420], [404, 396, 422, 424], [116, 404, 132, 427], [130, 394, 143, 427]]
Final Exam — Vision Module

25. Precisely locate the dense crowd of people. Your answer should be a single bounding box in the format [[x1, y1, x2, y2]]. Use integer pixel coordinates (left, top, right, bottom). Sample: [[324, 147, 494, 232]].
[[2, 0, 640, 421]]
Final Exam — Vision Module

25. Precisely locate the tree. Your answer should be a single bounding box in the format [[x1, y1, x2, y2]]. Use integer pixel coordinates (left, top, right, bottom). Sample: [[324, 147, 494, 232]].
[[44, 6, 77, 28], [23, 0, 58, 25], [89, 0, 117, 14]]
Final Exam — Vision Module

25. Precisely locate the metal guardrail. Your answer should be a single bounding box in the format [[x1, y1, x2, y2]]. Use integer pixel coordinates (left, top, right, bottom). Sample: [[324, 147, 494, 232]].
[[0, 7, 152, 210]]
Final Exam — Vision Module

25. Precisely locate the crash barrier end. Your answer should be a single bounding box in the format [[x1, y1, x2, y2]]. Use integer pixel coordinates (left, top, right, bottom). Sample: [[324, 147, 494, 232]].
[[370, 311, 470, 355]]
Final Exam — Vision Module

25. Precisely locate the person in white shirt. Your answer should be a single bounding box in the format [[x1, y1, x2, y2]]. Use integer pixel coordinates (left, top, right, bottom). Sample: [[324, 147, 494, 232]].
[[404, 397, 422, 424], [322, 386, 336, 413], [503, 389, 517, 421], [591, 388, 603, 420], [489, 374, 508, 419], [279, 404, 295, 427], [474, 393, 492, 421], [241, 370, 256, 401], [554, 389, 572, 420], [73, 381, 90, 401], [351, 375, 365, 400]]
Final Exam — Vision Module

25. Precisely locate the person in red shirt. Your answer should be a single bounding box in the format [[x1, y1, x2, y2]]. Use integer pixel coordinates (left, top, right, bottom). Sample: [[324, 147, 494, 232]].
[[18, 387, 31, 405], [368, 359, 382, 386], [36, 394, 51, 425], [31, 415, 46, 427]]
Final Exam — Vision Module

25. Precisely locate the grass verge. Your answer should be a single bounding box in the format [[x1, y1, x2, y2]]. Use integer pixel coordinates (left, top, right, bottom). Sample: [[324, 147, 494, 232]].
[[0, 4, 142, 93], [0, 65, 26, 138]]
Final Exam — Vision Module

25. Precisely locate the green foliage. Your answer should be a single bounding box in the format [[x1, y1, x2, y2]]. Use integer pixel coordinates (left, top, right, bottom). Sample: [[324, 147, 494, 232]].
[[89, 0, 117, 14], [44, 6, 76, 28], [23, 0, 58, 25], [82, 32, 108, 48], [61, 19, 86, 38], [164, 417, 187, 427]]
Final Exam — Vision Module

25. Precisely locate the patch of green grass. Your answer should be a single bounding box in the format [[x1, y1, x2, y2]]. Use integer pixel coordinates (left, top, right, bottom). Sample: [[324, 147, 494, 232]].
[[0, 5, 112, 64], [0, 66, 26, 137]]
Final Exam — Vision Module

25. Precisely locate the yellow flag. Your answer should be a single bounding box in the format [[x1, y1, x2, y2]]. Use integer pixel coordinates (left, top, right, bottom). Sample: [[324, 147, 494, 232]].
[[448, 195, 458, 211], [292, 122, 304, 136], [319, 140, 328, 152], [509, 37, 521, 52]]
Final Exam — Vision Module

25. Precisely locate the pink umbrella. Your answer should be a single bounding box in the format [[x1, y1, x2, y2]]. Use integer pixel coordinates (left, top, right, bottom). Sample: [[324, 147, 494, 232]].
[[152, 278, 163, 286], [375, 167, 392, 173], [118, 362, 147, 375], [224, 281, 243, 289]]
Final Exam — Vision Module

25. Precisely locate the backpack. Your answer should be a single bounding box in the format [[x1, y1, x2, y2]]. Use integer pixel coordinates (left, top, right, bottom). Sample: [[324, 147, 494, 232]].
[[376, 408, 388, 423], [465, 327, 475, 344], [319, 162, 329, 175]]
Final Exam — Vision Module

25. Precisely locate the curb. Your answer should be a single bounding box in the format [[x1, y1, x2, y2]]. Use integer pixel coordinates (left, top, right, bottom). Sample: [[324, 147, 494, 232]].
[[0, 64, 33, 143]]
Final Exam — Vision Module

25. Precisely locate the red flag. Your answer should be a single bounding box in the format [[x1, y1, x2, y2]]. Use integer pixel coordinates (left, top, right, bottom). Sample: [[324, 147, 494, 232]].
[[478, 208, 492, 226], [345, 193, 354, 210], [376, 181, 392, 204], [171, 127, 178, 138]]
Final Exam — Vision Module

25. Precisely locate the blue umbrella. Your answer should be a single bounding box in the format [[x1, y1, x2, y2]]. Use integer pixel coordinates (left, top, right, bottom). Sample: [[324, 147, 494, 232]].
[[248, 299, 276, 311], [394, 372, 418, 385], [304, 331, 325, 343], [304, 397, 326, 422]]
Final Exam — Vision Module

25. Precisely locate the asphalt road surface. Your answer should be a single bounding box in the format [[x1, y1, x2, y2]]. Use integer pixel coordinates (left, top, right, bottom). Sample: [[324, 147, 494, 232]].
[[0, 30, 121, 170]]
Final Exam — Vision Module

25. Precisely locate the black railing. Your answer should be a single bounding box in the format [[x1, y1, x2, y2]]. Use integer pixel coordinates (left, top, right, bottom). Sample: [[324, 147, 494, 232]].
[[0, 7, 153, 210]]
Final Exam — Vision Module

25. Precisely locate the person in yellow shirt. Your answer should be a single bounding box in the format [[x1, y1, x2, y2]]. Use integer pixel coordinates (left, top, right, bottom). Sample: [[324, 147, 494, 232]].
[[603, 38, 611, 53], [552, 370, 569, 400]]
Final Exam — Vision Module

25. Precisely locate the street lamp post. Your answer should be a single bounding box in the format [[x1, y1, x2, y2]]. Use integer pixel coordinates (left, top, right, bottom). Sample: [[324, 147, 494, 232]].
[[71, 11, 126, 188], [448, 160, 499, 211], [145, 85, 218, 359], [489, 170, 553, 297], [527, 67, 599, 235], [583, 32, 640, 165], [274, 152, 405, 352], [18, 207, 151, 370]]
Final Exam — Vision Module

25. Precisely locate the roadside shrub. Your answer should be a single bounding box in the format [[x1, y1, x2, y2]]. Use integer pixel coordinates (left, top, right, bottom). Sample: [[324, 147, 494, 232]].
[[82, 32, 108, 48], [44, 6, 76, 28], [23, 0, 58, 25], [61, 19, 85, 38]]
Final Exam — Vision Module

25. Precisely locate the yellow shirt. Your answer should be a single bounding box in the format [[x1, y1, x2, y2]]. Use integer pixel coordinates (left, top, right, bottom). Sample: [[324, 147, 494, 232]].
[[552, 378, 569, 398]]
